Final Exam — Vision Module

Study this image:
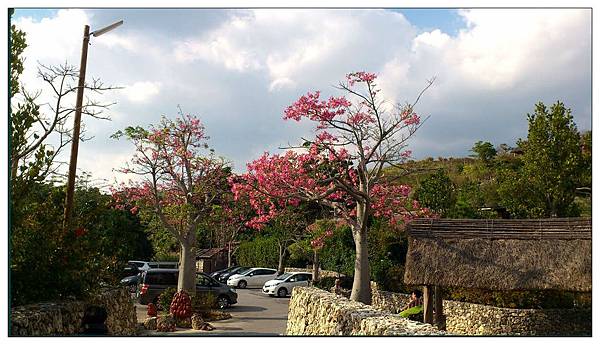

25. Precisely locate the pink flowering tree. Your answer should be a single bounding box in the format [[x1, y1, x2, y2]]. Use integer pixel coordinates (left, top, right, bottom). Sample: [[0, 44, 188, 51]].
[[111, 114, 229, 294], [232, 72, 435, 303]]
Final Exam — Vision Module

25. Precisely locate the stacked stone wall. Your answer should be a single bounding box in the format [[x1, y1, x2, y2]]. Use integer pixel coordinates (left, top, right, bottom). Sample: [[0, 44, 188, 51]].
[[286, 287, 444, 336], [11, 287, 137, 336], [370, 282, 591, 336], [284, 267, 342, 278]]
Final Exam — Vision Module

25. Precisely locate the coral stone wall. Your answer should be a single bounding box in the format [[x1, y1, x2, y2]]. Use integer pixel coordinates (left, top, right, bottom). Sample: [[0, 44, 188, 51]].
[[369, 282, 591, 336], [11, 287, 138, 336], [443, 301, 591, 336], [284, 267, 342, 278], [286, 287, 444, 336]]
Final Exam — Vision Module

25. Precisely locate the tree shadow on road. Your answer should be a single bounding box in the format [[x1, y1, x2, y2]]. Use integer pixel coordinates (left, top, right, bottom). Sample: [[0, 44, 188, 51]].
[[229, 305, 267, 313]]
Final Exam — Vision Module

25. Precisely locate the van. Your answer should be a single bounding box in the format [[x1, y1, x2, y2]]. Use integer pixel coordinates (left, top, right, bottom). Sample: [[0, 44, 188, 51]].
[[137, 269, 237, 309]]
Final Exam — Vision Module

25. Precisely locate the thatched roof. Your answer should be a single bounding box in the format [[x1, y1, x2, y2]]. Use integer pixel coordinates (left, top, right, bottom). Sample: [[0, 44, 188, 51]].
[[196, 247, 226, 259], [404, 218, 591, 292]]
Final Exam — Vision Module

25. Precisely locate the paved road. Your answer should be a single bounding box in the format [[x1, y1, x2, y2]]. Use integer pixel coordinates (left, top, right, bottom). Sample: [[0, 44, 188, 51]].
[[136, 288, 290, 336]]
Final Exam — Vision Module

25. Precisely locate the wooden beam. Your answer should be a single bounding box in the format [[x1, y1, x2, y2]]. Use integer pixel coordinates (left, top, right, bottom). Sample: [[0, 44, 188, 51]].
[[423, 285, 434, 324], [434, 285, 444, 330]]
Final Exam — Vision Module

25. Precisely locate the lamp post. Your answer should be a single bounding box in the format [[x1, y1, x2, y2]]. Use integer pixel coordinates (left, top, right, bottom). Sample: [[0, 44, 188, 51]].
[[63, 20, 123, 231]]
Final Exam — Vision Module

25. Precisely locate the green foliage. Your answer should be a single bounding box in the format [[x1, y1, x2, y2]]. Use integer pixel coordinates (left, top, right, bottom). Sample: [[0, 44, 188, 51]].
[[10, 183, 153, 306], [158, 287, 177, 311], [312, 276, 353, 290], [319, 225, 355, 276], [498, 101, 585, 218], [10, 23, 27, 96], [236, 235, 279, 268], [414, 169, 455, 215], [9, 22, 55, 187], [191, 291, 217, 312], [470, 141, 497, 163], [399, 305, 423, 322], [367, 219, 411, 292]]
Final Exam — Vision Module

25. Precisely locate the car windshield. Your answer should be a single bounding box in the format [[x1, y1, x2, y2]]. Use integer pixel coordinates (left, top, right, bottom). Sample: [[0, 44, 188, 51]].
[[233, 267, 248, 274], [276, 273, 292, 281], [238, 269, 253, 275]]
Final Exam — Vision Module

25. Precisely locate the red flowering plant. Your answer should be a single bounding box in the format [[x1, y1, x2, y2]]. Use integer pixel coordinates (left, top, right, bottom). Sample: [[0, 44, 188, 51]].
[[232, 72, 436, 303], [111, 112, 231, 294]]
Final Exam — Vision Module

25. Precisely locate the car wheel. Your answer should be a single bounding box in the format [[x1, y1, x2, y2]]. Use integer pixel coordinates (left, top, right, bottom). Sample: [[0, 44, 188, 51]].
[[238, 280, 247, 289], [217, 295, 230, 309], [277, 287, 288, 297], [128, 284, 137, 293]]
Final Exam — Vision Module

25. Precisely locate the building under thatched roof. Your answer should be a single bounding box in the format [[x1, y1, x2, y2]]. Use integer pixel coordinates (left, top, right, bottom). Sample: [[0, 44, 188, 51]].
[[404, 218, 591, 292]]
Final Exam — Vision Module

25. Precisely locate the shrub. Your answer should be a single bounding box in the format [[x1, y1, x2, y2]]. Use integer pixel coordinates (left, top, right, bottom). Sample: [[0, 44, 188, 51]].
[[399, 305, 423, 322], [313, 276, 353, 291], [10, 183, 153, 306], [236, 235, 278, 268], [319, 225, 355, 276], [158, 287, 176, 311], [191, 291, 217, 312]]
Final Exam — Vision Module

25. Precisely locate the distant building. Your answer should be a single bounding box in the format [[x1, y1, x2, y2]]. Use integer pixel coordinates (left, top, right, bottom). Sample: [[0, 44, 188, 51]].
[[195, 248, 228, 273]]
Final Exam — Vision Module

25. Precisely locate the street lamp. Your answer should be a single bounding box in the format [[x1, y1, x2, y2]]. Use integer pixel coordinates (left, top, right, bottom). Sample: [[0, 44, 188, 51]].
[[63, 20, 123, 231]]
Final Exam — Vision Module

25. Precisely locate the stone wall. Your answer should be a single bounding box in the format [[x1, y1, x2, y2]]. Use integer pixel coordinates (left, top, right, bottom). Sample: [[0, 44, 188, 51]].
[[370, 282, 592, 336], [285, 267, 342, 278], [11, 287, 138, 336], [443, 301, 591, 336], [286, 287, 444, 336]]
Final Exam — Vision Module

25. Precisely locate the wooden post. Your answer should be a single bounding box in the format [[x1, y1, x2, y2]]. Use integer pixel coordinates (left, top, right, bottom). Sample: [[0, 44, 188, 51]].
[[434, 285, 445, 329], [423, 285, 434, 324]]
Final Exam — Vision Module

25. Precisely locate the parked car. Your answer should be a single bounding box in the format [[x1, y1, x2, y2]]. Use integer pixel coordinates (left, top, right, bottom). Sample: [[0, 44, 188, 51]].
[[128, 260, 152, 271], [263, 272, 312, 297], [213, 266, 249, 283], [137, 269, 237, 309], [121, 263, 140, 278], [120, 274, 139, 293], [128, 261, 180, 271], [227, 268, 278, 289], [149, 261, 179, 269]]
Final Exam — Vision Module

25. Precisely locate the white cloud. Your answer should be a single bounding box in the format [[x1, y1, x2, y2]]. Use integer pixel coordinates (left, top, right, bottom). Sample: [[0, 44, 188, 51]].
[[172, 10, 414, 92], [121, 81, 161, 103]]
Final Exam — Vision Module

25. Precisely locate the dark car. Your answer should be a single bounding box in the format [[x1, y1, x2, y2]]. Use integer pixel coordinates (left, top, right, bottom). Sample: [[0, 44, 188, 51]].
[[216, 266, 249, 283], [121, 263, 140, 278], [211, 266, 245, 281], [120, 274, 140, 293], [137, 269, 237, 309]]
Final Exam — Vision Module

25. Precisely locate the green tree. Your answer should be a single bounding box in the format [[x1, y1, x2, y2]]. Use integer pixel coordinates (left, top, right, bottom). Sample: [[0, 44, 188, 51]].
[[499, 101, 585, 217], [414, 169, 455, 216], [470, 141, 497, 163], [10, 182, 152, 305], [266, 209, 308, 275]]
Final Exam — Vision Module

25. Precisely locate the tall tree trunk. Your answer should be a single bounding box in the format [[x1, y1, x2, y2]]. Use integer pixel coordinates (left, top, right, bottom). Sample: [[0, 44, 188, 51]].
[[178, 233, 197, 295], [10, 157, 18, 184], [227, 241, 232, 267], [350, 227, 371, 304], [277, 243, 285, 275], [350, 200, 371, 304], [312, 250, 320, 281]]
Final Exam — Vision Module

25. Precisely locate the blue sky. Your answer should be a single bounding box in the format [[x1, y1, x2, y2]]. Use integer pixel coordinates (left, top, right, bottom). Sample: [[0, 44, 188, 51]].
[[14, 8, 469, 37], [11, 8, 592, 185]]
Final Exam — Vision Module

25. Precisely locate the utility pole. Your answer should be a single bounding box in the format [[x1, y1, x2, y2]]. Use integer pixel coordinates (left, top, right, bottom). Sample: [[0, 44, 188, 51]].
[[63, 25, 90, 231], [62, 20, 123, 231]]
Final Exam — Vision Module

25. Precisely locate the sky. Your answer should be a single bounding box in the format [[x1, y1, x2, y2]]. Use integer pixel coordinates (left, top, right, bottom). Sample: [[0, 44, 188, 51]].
[[11, 8, 592, 188]]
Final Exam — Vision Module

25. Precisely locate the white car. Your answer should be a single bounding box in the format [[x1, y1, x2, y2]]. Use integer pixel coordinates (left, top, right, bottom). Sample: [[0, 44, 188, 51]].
[[262, 272, 312, 297], [227, 268, 278, 288]]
